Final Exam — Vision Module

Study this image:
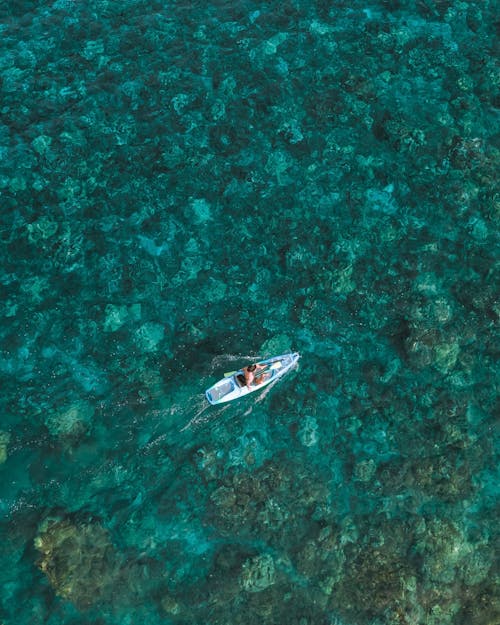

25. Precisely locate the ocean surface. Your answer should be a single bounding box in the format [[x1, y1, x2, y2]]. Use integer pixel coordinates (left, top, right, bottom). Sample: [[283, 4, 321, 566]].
[[0, 1, 498, 624]]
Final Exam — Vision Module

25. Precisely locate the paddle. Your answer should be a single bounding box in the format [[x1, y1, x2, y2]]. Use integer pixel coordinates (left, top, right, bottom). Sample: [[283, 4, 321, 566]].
[[223, 361, 282, 377]]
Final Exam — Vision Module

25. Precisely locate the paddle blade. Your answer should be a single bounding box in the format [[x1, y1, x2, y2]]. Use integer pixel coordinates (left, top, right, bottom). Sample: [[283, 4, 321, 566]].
[[225, 361, 280, 377]]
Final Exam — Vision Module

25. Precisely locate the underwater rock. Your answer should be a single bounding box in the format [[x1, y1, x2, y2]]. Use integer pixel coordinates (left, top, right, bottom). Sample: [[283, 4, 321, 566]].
[[353, 458, 377, 482], [208, 459, 329, 555], [330, 265, 356, 295], [103, 303, 129, 332], [298, 415, 319, 447], [34, 516, 120, 608], [366, 184, 398, 214], [265, 149, 294, 185], [413, 450, 472, 503], [31, 135, 52, 155], [404, 298, 462, 374], [415, 517, 473, 584], [193, 447, 220, 481], [103, 303, 140, 332], [137, 367, 164, 400], [26, 216, 58, 243], [138, 234, 170, 257], [210, 486, 237, 510], [240, 553, 276, 593], [333, 541, 411, 617], [178, 237, 205, 281], [227, 431, 272, 470], [259, 333, 292, 356], [45, 401, 94, 439], [377, 441, 473, 503], [160, 594, 189, 620], [187, 198, 211, 224], [135, 321, 165, 352], [410, 516, 497, 623], [161, 595, 180, 615], [209, 469, 281, 533], [461, 544, 495, 586], [295, 524, 344, 587], [433, 340, 460, 374], [0, 430, 11, 464], [328, 518, 417, 623], [20, 275, 50, 304], [205, 278, 227, 302], [204, 543, 259, 607]]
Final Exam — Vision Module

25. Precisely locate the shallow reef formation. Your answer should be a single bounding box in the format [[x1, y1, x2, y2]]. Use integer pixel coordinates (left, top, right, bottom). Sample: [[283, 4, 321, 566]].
[[34, 516, 120, 608], [0, 0, 498, 624], [32, 511, 170, 618]]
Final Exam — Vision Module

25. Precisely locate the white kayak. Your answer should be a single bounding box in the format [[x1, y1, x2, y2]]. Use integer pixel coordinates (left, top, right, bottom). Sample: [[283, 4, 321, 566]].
[[205, 352, 300, 405]]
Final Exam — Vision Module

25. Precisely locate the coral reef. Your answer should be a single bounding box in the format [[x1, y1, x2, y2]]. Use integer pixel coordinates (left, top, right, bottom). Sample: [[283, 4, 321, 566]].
[[0, 0, 497, 623], [34, 516, 120, 608], [240, 553, 276, 593]]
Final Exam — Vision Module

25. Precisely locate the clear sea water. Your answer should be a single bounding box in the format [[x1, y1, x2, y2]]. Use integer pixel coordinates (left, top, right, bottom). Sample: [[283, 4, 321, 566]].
[[0, 1, 498, 624]]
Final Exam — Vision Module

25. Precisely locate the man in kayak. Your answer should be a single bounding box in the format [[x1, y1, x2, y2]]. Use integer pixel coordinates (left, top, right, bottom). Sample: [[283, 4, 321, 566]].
[[243, 363, 268, 388]]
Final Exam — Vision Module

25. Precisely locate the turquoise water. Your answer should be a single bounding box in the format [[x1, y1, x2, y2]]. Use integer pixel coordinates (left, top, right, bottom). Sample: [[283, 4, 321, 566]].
[[1, 0, 498, 623]]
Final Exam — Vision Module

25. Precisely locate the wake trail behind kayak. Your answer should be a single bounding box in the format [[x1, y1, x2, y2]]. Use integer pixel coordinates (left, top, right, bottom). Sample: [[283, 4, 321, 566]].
[[179, 400, 213, 432]]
